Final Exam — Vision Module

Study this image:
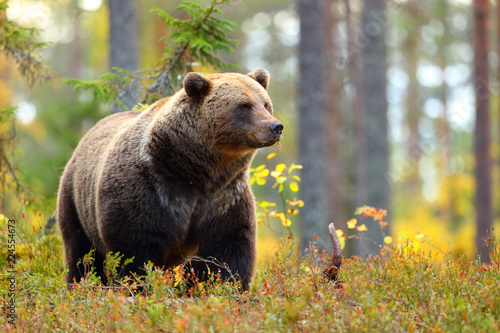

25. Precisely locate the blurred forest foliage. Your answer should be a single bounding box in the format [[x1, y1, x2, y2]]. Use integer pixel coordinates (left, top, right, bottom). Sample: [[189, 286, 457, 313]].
[[1, 0, 499, 260]]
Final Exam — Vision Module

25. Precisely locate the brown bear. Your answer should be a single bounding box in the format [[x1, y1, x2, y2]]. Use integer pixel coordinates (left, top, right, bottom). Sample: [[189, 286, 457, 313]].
[[57, 68, 282, 291]]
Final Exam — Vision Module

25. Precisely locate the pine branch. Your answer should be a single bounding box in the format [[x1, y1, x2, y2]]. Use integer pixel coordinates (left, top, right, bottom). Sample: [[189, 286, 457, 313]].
[[141, 42, 190, 103], [0, 138, 30, 195], [142, 0, 234, 103], [65, 0, 239, 108], [0, 2, 55, 85]]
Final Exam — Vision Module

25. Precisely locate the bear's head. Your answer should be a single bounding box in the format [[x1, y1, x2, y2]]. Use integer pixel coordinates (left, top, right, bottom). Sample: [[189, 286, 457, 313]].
[[183, 68, 283, 151]]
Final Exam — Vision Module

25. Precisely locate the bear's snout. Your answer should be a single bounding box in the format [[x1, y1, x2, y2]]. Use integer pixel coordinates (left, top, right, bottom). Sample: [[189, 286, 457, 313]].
[[269, 121, 284, 137]]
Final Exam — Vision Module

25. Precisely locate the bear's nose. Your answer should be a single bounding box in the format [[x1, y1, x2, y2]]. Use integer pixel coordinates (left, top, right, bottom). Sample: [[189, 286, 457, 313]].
[[269, 121, 284, 137]]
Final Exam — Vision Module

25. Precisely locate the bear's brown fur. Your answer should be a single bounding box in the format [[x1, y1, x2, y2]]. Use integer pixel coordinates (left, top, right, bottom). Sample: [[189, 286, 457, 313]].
[[57, 69, 282, 290]]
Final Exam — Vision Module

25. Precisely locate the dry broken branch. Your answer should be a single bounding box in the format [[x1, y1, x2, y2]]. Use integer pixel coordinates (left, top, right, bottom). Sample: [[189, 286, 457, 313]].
[[323, 222, 343, 286]]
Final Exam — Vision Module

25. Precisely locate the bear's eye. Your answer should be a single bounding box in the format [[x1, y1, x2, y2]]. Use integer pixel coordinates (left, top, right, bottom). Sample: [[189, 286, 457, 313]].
[[239, 103, 252, 111], [264, 102, 270, 110]]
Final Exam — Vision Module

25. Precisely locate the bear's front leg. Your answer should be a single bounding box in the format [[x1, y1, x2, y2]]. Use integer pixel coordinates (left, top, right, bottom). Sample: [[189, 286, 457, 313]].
[[191, 195, 257, 291]]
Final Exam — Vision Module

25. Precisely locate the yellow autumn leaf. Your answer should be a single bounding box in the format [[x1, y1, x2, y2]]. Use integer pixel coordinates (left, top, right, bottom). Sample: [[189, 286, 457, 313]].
[[290, 182, 299, 192], [336, 229, 345, 249], [384, 236, 393, 244], [267, 152, 276, 160], [258, 169, 269, 178], [281, 217, 292, 227], [356, 224, 368, 231], [173, 266, 183, 287], [354, 205, 371, 215], [271, 171, 281, 178], [297, 200, 304, 207], [275, 163, 286, 173], [346, 218, 357, 229], [255, 164, 266, 172], [257, 177, 266, 186], [339, 236, 345, 249]]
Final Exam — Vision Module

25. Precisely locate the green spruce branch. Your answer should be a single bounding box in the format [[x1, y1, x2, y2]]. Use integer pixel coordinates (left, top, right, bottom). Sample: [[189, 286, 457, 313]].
[[65, 0, 239, 109], [0, 1, 54, 85], [1, 0, 53, 200]]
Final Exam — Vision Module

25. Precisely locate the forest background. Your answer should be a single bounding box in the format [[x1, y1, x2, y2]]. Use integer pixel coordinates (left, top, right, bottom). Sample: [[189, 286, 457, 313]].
[[1, 0, 499, 263]]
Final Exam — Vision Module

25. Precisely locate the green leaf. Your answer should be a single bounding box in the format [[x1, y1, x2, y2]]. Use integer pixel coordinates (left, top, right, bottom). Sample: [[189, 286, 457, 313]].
[[354, 205, 371, 215], [0, 107, 18, 123], [276, 176, 287, 184]]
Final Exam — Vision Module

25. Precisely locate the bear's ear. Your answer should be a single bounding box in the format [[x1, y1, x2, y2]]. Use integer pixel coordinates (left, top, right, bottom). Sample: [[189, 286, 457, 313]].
[[247, 68, 270, 90], [183, 72, 212, 99]]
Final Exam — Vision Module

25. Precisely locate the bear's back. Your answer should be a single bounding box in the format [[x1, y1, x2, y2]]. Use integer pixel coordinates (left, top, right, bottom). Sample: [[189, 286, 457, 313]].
[[66, 110, 145, 246]]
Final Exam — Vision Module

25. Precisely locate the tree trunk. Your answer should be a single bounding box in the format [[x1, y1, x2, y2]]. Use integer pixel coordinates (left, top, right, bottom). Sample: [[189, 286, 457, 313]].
[[436, 0, 460, 229], [345, 0, 367, 255], [347, 7, 367, 211], [108, 0, 139, 112], [324, 0, 343, 229], [298, 0, 329, 250], [497, 0, 500, 233], [357, 0, 389, 256], [473, 0, 492, 263], [406, 1, 421, 166], [69, 6, 82, 79], [437, 0, 450, 158]]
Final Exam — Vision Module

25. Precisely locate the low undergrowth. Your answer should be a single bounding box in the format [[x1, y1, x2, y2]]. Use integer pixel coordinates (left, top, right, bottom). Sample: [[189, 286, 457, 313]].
[[1, 223, 499, 332]]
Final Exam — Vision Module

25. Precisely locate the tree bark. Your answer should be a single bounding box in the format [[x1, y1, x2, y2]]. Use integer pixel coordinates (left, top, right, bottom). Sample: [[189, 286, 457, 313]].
[[324, 0, 343, 229], [69, 6, 82, 79], [497, 0, 500, 234], [357, 0, 389, 256], [108, 0, 139, 112], [473, 0, 492, 263], [344, 0, 368, 256], [406, 1, 421, 165], [437, 0, 450, 158], [298, 0, 329, 250], [345, 0, 367, 218]]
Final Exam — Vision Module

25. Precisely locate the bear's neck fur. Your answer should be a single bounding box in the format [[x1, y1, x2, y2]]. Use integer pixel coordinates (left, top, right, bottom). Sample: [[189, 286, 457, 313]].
[[145, 94, 256, 196]]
